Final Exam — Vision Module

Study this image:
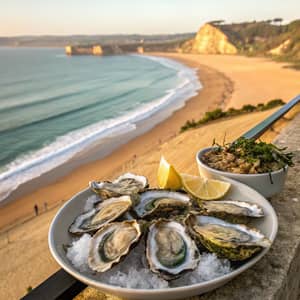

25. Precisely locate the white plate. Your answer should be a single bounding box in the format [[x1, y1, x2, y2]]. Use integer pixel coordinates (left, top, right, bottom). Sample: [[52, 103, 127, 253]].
[[48, 177, 278, 300]]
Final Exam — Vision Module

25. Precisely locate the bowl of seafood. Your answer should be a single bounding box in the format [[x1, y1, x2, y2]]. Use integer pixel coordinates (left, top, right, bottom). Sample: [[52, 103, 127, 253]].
[[49, 172, 277, 300], [197, 138, 293, 198]]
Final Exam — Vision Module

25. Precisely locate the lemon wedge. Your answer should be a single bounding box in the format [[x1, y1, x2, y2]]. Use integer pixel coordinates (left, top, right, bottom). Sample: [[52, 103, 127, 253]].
[[157, 156, 182, 189], [181, 174, 231, 200]]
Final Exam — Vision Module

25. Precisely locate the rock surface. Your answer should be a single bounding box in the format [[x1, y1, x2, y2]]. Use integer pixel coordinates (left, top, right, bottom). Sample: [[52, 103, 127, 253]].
[[269, 39, 292, 56], [181, 23, 237, 55], [74, 113, 300, 300]]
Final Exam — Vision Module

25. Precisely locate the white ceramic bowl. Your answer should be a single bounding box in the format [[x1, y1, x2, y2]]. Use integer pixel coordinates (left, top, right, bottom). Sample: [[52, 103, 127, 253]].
[[48, 177, 277, 300], [196, 147, 288, 198]]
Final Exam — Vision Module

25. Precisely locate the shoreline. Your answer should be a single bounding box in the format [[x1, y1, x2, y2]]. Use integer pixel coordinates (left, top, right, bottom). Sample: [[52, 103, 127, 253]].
[[0, 55, 233, 230], [0, 54, 200, 205]]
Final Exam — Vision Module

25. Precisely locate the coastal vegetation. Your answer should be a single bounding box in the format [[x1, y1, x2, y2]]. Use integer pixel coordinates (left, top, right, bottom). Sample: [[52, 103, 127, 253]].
[[180, 99, 285, 132], [221, 19, 300, 68]]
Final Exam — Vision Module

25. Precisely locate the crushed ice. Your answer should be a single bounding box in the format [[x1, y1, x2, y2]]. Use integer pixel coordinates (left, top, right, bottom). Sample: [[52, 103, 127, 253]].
[[67, 235, 232, 289], [83, 194, 101, 211], [66, 233, 91, 272], [171, 253, 231, 287], [109, 268, 169, 289]]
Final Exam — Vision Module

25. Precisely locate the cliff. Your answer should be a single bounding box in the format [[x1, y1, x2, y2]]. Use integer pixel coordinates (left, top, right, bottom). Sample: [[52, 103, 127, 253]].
[[64, 41, 186, 56], [65, 44, 138, 56], [65, 45, 103, 55], [179, 20, 300, 68], [269, 39, 292, 55], [181, 23, 237, 54]]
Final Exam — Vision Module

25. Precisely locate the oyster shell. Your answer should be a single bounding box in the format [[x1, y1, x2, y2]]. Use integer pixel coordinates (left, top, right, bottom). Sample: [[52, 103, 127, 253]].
[[186, 215, 271, 261], [89, 173, 148, 199], [88, 220, 141, 272], [198, 200, 264, 223], [69, 196, 132, 234], [134, 190, 191, 219], [146, 220, 200, 280]]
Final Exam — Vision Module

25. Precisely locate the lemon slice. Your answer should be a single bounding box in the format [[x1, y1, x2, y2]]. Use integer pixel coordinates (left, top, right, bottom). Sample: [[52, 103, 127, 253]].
[[181, 174, 231, 200], [157, 156, 182, 189]]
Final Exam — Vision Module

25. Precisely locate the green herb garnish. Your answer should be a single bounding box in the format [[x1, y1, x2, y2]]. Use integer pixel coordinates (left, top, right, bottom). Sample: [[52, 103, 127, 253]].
[[205, 137, 294, 174]]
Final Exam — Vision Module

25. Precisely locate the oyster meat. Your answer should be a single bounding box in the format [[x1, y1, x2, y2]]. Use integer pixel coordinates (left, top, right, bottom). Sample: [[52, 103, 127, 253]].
[[69, 196, 132, 234], [88, 220, 141, 272], [89, 173, 148, 199], [198, 200, 264, 223], [187, 215, 271, 261], [146, 220, 200, 280], [134, 190, 191, 219]]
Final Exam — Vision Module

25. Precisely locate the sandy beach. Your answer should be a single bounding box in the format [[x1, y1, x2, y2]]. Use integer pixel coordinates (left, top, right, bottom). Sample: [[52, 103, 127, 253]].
[[0, 53, 299, 299]]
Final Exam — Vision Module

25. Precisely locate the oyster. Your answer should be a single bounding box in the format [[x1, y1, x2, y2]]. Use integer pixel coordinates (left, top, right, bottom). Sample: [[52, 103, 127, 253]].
[[69, 196, 132, 234], [134, 190, 191, 219], [89, 173, 148, 199], [146, 220, 200, 280], [198, 200, 264, 223], [186, 215, 271, 261], [88, 220, 141, 272]]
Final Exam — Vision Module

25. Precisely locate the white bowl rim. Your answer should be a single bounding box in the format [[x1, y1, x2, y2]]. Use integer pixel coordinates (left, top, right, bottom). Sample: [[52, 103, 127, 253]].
[[48, 177, 278, 296], [197, 147, 288, 177]]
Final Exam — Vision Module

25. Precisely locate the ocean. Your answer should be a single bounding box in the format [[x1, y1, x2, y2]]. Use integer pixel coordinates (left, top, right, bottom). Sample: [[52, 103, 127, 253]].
[[0, 48, 200, 202]]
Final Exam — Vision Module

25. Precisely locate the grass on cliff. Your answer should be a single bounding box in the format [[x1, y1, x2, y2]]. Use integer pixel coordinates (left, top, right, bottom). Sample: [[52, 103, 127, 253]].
[[218, 20, 300, 69], [180, 99, 285, 133]]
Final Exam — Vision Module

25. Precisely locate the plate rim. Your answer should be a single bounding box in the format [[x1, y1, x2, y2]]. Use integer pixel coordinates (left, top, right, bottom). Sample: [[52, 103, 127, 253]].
[[48, 176, 278, 296]]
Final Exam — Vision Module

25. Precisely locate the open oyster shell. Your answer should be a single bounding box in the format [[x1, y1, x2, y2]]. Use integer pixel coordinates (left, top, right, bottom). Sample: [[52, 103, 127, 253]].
[[146, 220, 200, 280], [134, 189, 191, 219], [198, 200, 264, 223], [186, 214, 271, 261], [88, 220, 141, 272], [89, 173, 148, 199], [69, 195, 132, 234]]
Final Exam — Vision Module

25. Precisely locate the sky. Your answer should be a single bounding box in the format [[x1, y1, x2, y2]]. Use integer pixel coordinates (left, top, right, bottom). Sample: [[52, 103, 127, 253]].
[[1, 0, 299, 36]]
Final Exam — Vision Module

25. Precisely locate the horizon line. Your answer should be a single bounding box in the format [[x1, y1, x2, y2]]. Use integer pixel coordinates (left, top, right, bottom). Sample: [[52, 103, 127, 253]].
[[1, 18, 298, 38]]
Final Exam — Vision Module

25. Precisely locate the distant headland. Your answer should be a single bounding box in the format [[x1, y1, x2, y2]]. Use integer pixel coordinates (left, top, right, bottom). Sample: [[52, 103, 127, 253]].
[[65, 44, 144, 56], [1, 19, 299, 68]]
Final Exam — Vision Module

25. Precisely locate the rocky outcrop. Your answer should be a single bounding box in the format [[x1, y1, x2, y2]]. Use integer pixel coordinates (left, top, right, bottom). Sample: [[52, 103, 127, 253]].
[[137, 46, 144, 54], [92, 45, 103, 55], [269, 39, 292, 55], [181, 23, 237, 55], [65, 45, 103, 56], [65, 44, 144, 56]]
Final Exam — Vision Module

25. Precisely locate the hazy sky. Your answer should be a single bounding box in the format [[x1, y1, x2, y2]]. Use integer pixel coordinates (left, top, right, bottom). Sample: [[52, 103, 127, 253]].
[[1, 0, 299, 36]]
